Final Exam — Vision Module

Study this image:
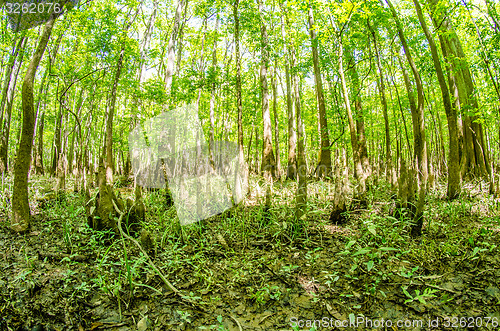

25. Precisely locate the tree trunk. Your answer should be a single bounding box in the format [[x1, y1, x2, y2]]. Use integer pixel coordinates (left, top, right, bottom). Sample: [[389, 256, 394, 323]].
[[258, 0, 276, 180], [233, 0, 247, 204], [369, 22, 394, 187], [51, 89, 63, 176], [386, 0, 428, 237], [164, 0, 185, 96], [295, 71, 307, 220], [280, 10, 296, 180], [337, 39, 362, 184], [0, 36, 27, 174], [307, 4, 331, 178], [0, 33, 25, 127], [414, 0, 460, 199], [283, 9, 307, 219], [427, 0, 490, 181], [11, 17, 56, 232], [346, 46, 370, 197], [271, 62, 281, 179], [209, 14, 219, 164]]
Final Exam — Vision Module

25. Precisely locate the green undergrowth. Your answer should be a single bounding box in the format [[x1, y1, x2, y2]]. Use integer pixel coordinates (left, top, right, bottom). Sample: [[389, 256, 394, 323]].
[[1, 175, 499, 329]]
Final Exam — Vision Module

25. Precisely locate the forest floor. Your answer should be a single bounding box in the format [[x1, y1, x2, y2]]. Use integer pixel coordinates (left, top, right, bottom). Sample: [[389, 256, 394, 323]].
[[0, 176, 499, 331]]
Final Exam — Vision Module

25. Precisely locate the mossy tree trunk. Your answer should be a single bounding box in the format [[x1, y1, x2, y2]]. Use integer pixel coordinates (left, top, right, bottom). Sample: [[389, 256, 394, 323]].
[[11, 17, 56, 232]]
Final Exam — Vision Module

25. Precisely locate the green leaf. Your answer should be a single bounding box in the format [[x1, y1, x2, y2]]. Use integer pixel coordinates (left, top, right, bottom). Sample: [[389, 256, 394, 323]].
[[345, 240, 356, 249], [379, 247, 399, 251], [367, 260, 374, 272], [352, 248, 371, 256]]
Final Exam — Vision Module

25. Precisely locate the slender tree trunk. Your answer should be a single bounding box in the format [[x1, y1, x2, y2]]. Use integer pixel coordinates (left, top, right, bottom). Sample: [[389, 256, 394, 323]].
[[105, 6, 140, 185], [51, 95, 63, 175], [233, 0, 247, 204], [11, 17, 56, 232], [337, 39, 362, 183], [209, 14, 219, 163], [34, 107, 45, 175], [0, 36, 27, 174], [346, 46, 370, 196], [0, 34, 25, 126], [369, 22, 394, 186], [387, 0, 428, 237], [164, 0, 185, 96], [295, 71, 307, 220], [307, 4, 331, 178], [271, 62, 281, 179], [258, 0, 276, 180], [280, 11, 296, 180], [283, 10, 307, 219], [414, 0, 460, 199]]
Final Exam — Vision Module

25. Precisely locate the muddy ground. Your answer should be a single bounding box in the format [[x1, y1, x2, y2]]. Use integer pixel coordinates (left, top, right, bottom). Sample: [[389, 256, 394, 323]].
[[0, 178, 499, 330]]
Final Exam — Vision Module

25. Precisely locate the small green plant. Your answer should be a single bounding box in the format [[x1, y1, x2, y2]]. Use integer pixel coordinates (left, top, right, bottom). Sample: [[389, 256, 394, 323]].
[[402, 286, 438, 304], [399, 266, 419, 278], [250, 284, 282, 305], [177, 310, 192, 324], [281, 264, 299, 274], [199, 315, 227, 331]]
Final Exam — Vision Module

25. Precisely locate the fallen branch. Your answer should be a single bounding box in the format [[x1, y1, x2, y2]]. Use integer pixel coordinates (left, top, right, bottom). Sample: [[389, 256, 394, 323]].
[[111, 199, 206, 311], [229, 315, 243, 331]]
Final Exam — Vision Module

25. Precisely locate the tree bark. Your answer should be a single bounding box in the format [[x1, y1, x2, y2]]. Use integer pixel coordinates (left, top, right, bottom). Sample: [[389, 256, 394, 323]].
[[257, 0, 276, 180], [427, 0, 490, 181], [386, 0, 428, 237], [105, 6, 140, 185], [233, 0, 247, 204], [0, 36, 27, 174], [164, 0, 185, 96], [280, 9, 296, 180], [11, 17, 56, 232], [271, 62, 281, 179], [346, 46, 370, 196], [414, 0, 460, 199], [307, 4, 331, 178], [209, 14, 219, 163], [369, 22, 394, 187], [337, 39, 361, 181]]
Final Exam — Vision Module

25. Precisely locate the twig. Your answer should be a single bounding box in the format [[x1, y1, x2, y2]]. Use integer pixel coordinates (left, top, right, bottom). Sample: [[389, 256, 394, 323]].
[[111, 200, 206, 311], [476, 268, 496, 276], [259, 312, 276, 324], [229, 315, 243, 331], [262, 264, 291, 286]]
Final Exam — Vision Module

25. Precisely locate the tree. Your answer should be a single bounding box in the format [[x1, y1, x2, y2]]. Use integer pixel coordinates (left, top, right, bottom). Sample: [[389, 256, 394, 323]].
[[257, 0, 276, 180], [369, 19, 394, 187], [0, 35, 27, 174], [427, 0, 491, 183], [307, 1, 331, 178], [280, 6, 297, 180], [386, 0, 428, 237], [413, 0, 460, 199], [11, 17, 57, 232]]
